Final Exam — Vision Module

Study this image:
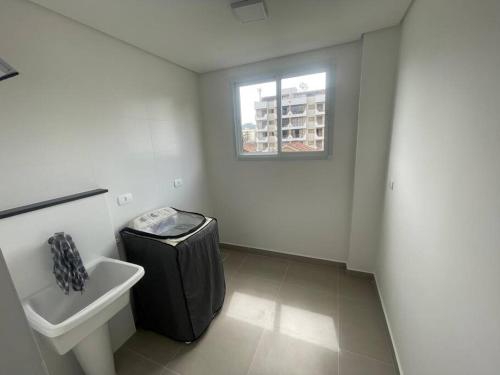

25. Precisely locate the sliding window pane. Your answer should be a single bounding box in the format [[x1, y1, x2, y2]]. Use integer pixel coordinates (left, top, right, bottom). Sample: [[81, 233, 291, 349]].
[[281, 72, 326, 153], [238, 81, 277, 154]]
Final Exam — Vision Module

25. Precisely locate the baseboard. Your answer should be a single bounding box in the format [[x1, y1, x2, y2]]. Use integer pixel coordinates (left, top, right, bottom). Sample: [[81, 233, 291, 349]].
[[345, 268, 374, 279], [373, 274, 403, 375], [219, 242, 347, 268], [346, 263, 375, 275]]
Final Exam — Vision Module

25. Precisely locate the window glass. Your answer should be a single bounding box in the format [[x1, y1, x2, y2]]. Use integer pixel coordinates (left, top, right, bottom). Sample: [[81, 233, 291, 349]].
[[238, 81, 277, 154], [281, 72, 326, 153]]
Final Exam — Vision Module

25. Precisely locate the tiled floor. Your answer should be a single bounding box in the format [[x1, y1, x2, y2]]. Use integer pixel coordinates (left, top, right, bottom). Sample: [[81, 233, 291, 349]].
[[115, 248, 397, 375]]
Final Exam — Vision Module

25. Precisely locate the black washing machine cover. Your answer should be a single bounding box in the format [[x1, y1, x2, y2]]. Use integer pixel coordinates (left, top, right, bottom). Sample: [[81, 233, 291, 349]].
[[120, 207, 225, 342]]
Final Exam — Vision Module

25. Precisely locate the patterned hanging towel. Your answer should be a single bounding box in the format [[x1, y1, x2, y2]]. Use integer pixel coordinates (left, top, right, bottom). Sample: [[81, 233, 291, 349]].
[[48, 232, 89, 294]]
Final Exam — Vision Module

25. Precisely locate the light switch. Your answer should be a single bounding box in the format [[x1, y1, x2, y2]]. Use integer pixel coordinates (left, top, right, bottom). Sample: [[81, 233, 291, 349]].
[[174, 178, 183, 188], [117, 193, 133, 206]]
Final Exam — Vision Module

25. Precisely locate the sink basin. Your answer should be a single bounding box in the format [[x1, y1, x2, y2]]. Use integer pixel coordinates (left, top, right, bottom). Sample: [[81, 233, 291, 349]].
[[23, 257, 144, 375]]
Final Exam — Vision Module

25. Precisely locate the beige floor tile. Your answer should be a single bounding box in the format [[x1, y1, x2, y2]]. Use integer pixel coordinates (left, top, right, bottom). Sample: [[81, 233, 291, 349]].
[[123, 329, 183, 366], [166, 314, 264, 375], [339, 297, 393, 363], [226, 271, 281, 298], [222, 275, 281, 330], [284, 260, 339, 293], [228, 269, 282, 296], [340, 350, 396, 375], [237, 254, 289, 283], [115, 347, 172, 375], [278, 281, 338, 317], [248, 329, 339, 375], [221, 249, 246, 278], [220, 248, 230, 261], [118, 251, 397, 375], [339, 271, 379, 302], [220, 248, 244, 261]]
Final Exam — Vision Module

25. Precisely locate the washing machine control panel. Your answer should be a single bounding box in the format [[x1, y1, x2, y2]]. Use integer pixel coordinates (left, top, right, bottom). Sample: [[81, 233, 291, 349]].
[[130, 207, 177, 231]]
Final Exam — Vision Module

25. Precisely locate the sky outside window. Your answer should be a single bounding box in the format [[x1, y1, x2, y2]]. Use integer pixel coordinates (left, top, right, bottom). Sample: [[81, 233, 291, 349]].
[[281, 72, 326, 92], [239, 81, 276, 125]]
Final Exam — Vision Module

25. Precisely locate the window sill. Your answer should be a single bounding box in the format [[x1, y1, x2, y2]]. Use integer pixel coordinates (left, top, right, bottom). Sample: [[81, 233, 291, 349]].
[[237, 151, 330, 161]]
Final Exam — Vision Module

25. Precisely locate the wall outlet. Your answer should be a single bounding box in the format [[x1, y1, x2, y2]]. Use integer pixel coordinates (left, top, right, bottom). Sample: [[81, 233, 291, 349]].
[[117, 193, 133, 206], [174, 178, 183, 188]]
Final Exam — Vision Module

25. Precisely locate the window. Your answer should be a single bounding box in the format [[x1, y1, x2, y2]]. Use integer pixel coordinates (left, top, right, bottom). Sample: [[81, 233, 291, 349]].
[[234, 70, 329, 159], [290, 105, 306, 114], [237, 81, 277, 154]]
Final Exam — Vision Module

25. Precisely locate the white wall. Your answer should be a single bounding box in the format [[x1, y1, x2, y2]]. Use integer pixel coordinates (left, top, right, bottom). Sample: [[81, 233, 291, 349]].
[[0, 0, 212, 374], [0, 250, 47, 375], [200, 43, 361, 262], [376, 0, 500, 374], [0, 0, 212, 232], [348, 27, 400, 273]]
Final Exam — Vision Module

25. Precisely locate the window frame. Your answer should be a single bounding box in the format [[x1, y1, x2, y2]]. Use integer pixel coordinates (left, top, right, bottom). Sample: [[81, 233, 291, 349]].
[[232, 64, 334, 161]]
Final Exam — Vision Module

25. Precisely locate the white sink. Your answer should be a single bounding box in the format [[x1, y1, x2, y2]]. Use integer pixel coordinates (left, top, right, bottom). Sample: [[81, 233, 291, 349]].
[[23, 257, 144, 375]]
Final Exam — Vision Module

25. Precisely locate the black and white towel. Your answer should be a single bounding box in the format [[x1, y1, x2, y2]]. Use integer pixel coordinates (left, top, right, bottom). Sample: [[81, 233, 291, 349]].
[[48, 232, 89, 294]]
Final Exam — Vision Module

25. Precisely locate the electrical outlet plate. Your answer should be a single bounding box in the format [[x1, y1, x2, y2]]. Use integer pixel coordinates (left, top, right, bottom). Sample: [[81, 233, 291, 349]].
[[117, 193, 133, 206], [174, 178, 183, 188]]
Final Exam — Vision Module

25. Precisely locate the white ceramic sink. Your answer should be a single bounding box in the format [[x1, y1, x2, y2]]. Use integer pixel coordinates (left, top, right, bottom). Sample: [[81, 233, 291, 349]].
[[23, 257, 144, 375]]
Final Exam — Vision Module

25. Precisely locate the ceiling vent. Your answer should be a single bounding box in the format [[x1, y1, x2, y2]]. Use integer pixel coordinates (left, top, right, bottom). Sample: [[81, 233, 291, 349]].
[[0, 58, 18, 82], [231, 0, 268, 23]]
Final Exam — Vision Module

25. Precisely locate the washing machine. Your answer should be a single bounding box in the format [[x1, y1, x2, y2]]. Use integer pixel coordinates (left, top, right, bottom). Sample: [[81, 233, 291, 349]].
[[120, 207, 225, 342]]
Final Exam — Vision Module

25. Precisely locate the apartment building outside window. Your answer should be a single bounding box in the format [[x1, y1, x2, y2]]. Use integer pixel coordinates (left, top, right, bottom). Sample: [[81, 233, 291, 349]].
[[234, 69, 331, 159]]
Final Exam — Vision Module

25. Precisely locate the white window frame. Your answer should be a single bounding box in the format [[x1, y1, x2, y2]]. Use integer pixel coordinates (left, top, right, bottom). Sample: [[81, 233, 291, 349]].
[[232, 64, 334, 161]]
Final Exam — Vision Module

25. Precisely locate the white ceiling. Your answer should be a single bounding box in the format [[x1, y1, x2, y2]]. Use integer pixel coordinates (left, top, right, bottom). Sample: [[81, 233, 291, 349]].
[[29, 0, 411, 73]]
